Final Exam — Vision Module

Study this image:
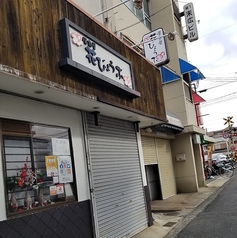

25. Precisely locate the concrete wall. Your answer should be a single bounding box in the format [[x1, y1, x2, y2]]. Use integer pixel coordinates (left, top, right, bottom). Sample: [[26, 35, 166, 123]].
[[149, 0, 198, 128], [171, 133, 199, 193], [70, 0, 149, 43], [193, 143, 206, 187]]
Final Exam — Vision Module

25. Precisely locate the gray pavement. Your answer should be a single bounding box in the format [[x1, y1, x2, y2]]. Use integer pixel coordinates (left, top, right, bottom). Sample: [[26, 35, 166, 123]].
[[133, 175, 232, 238]]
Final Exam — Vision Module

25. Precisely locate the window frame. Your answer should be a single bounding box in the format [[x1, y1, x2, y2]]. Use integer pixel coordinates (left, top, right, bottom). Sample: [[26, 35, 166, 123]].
[[183, 73, 193, 102], [1, 120, 77, 218], [122, 0, 151, 30]]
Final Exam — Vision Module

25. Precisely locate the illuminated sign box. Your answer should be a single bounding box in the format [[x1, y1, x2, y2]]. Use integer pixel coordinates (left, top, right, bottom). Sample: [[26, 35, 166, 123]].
[[58, 18, 140, 98]]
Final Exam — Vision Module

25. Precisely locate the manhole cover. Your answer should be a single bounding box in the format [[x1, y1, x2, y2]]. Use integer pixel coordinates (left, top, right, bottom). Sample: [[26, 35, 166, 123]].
[[163, 222, 177, 227]]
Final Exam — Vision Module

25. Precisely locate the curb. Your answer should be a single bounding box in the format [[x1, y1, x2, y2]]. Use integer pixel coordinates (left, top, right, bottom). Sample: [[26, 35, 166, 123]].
[[164, 176, 234, 238]]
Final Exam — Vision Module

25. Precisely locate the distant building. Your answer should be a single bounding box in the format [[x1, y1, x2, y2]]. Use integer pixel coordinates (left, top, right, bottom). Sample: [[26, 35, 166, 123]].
[[208, 127, 237, 155]]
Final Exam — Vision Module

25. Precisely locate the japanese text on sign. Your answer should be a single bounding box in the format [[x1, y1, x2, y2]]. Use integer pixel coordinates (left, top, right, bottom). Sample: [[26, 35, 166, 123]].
[[142, 28, 170, 67], [69, 27, 133, 88], [183, 3, 198, 42]]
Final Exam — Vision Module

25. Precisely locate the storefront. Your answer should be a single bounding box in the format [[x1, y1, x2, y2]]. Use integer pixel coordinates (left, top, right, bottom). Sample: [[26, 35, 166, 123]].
[[0, 94, 147, 237], [141, 113, 184, 201], [84, 113, 147, 237], [142, 136, 176, 200], [0, 1, 167, 237], [0, 93, 94, 237]]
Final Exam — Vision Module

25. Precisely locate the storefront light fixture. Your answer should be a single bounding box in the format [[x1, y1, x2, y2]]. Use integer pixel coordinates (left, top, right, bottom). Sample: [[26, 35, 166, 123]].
[[93, 0, 143, 17]]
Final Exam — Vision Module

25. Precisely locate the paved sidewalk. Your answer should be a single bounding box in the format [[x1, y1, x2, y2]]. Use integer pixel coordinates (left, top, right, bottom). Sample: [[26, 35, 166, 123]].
[[133, 176, 231, 238]]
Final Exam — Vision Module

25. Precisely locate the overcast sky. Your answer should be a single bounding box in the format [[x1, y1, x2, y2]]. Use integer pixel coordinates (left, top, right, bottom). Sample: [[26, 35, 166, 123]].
[[179, 0, 237, 132]]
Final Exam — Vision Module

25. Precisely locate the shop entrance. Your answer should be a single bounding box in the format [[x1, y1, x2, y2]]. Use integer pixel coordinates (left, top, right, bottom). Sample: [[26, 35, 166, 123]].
[[145, 164, 162, 201]]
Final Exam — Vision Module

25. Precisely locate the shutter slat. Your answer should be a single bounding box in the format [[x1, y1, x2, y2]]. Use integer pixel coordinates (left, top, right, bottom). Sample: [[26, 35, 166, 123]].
[[156, 139, 176, 199], [86, 113, 147, 238]]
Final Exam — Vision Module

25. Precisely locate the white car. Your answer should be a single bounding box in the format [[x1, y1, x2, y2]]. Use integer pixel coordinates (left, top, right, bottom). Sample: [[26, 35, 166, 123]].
[[211, 153, 228, 165]]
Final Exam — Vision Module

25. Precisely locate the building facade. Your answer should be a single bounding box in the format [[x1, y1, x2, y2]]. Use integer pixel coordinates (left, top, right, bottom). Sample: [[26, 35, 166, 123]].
[[72, 0, 206, 195], [0, 1, 170, 237]]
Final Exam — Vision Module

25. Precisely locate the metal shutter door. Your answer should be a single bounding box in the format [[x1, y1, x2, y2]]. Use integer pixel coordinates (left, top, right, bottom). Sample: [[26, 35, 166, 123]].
[[141, 136, 157, 165], [85, 113, 147, 238], [156, 139, 176, 199]]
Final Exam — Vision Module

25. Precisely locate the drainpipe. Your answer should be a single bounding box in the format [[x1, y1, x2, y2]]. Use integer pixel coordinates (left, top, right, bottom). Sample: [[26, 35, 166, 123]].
[[97, 0, 105, 24]]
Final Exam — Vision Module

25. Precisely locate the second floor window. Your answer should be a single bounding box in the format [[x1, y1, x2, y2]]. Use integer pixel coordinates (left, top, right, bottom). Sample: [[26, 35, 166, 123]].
[[123, 0, 151, 30]]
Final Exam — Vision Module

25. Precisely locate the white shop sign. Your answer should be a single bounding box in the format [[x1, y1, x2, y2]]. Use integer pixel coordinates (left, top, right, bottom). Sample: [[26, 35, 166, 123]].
[[142, 28, 170, 67], [58, 18, 140, 98], [183, 3, 198, 42]]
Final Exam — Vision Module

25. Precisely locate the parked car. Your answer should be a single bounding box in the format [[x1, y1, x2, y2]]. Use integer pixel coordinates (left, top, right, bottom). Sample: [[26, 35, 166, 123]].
[[211, 153, 228, 165], [205, 153, 231, 166], [205, 153, 235, 165], [205, 153, 235, 175]]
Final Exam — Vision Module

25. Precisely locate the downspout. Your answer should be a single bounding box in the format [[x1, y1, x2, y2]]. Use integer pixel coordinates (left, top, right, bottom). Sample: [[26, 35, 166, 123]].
[[98, 0, 105, 25]]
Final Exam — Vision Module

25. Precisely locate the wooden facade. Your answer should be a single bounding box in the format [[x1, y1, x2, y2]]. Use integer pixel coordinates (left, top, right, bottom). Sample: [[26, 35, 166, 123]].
[[0, 0, 166, 121]]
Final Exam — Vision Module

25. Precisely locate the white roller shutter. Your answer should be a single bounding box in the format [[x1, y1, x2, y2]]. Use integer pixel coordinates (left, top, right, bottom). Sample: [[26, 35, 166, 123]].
[[156, 139, 176, 199], [84, 113, 147, 238], [141, 136, 157, 165]]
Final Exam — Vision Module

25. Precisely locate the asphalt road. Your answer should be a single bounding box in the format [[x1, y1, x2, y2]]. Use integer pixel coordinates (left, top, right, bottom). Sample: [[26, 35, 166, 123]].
[[175, 174, 237, 238]]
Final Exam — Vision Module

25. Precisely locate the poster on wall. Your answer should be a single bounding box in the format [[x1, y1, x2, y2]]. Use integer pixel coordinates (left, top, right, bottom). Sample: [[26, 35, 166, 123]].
[[45, 155, 59, 177], [51, 138, 70, 156], [57, 156, 73, 183], [49, 185, 57, 196], [57, 184, 64, 195], [207, 144, 213, 168]]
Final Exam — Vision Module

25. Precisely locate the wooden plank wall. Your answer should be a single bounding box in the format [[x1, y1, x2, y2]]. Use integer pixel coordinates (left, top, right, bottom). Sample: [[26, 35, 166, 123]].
[[0, 0, 166, 121]]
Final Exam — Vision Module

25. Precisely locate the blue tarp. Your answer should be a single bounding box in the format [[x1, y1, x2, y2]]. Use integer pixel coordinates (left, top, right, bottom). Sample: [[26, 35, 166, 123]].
[[160, 66, 180, 84]]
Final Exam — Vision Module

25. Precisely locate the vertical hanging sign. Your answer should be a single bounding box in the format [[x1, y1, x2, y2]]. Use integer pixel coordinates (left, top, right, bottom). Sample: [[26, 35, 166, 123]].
[[183, 3, 198, 42], [142, 28, 170, 67]]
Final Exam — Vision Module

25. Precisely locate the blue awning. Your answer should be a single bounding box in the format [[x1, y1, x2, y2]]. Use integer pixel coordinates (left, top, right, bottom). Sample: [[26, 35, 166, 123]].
[[179, 58, 205, 82], [190, 71, 205, 81], [160, 66, 180, 84]]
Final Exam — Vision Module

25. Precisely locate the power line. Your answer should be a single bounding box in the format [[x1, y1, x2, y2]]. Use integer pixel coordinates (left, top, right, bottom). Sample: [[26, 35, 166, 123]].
[[202, 113, 237, 126], [117, 2, 237, 46], [199, 22, 237, 39], [201, 92, 237, 106], [205, 71, 237, 76], [197, 61, 237, 72], [116, 3, 172, 32], [202, 116, 237, 129], [201, 77, 237, 83], [198, 81, 235, 92]]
